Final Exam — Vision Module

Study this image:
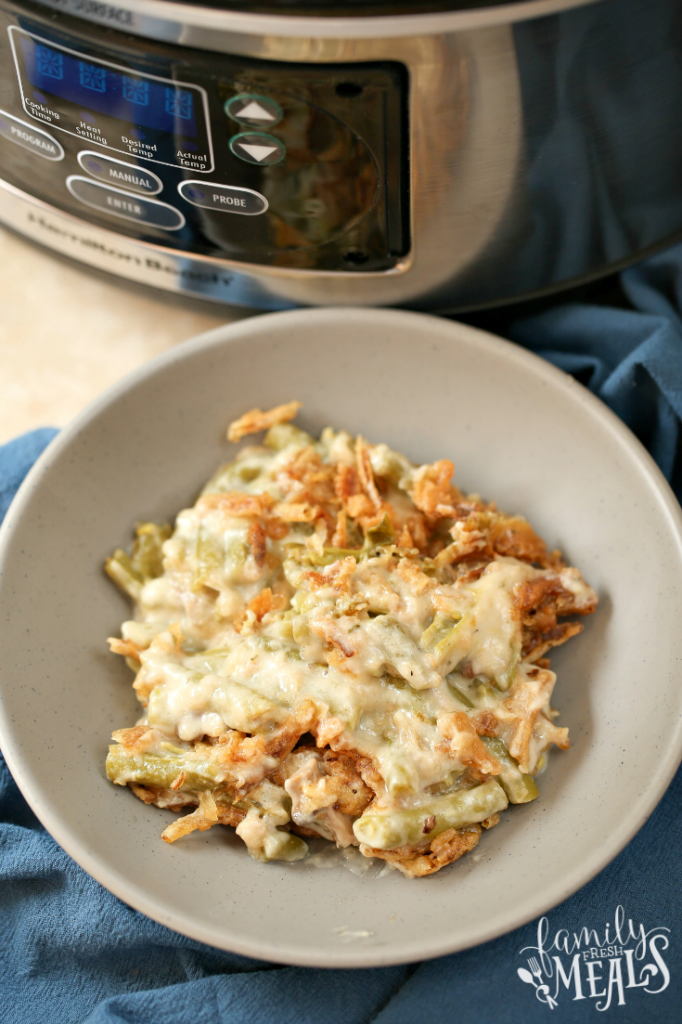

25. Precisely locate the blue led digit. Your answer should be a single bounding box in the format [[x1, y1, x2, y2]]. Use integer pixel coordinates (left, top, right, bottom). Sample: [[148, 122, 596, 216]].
[[79, 62, 106, 93], [164, 87, 193, 121], [17, 32, 202, 149], [36, 46, 63, 80], [123, 77, 149, 106]]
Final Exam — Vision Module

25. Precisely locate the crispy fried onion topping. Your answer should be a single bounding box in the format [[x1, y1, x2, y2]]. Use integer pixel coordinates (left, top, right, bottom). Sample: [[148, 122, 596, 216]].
[[361, 823, 485, 878], [437, 712, 502, 780], [227, 401, 302, 443]]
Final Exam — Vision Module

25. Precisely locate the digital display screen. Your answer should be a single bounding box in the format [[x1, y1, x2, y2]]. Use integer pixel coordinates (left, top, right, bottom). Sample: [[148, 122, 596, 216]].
[[18, 35, 198, 138], [9, 27, 213, 172]]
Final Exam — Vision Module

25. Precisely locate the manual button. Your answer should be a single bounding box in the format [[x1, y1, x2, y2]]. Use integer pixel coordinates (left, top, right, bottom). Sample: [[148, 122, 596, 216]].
[[0, 108, 63, 161], [66, 176, 185, 231], [177, 180, 268, 216], [77, 151, 162, 195]]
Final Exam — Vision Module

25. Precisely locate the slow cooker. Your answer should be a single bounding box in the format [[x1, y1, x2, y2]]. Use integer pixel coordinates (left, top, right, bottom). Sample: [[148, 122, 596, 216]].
[[0, 0, 680, 311]]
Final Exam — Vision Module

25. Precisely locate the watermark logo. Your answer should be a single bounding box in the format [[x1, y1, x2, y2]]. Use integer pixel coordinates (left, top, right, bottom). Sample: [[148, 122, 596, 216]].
[[516, 906, 670, 1011]]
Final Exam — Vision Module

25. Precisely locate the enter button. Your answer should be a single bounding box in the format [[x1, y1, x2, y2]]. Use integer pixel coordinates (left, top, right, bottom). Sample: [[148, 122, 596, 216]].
[[178, 180, 268, 216]]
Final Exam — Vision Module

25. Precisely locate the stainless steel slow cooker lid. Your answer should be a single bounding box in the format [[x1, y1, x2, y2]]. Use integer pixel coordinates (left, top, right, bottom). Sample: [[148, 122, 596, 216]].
[[167, 0, 547, 13], [32, 0, 600, 47]]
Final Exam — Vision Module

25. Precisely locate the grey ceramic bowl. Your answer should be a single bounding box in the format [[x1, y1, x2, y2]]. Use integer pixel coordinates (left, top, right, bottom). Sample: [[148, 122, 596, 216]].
[[1, 308, 682, 968]]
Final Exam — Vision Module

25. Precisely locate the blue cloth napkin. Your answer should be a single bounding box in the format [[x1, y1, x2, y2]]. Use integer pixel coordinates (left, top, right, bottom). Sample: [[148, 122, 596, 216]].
[[3, 245, 682, 1024]]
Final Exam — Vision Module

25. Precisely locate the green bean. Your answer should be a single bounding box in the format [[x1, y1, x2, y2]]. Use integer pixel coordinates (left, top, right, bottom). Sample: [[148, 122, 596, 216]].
[[420, 612, 462, 653], [301, 546, 362, 567], [364, 513, 395, 550], [476, 681, 499, 703], [147, 676, 286, 734], [494, 647, 521, 691], [107, 751, 308, 860], [366, 444, 413, 488], [291, 615, 314, 646], [445, 676, 474, 708], [251, 635, 303, 663], [243, 780, 291, 822], [192, 526, 224, 590], [264, 423, 313, 451], [105, 523, 171, 599], [365, 615, 442, 689], [261, 830, 308, 862], [106, 747, 218, 791], [201, 459, 264, 493], [423, 613, 474, 675], [352, 778, 508, 850], [481, 737, 539, 803], [237, 790, 308, 862], [301, 513, 397, 568], [379, 752, 421, 798], [131, 522, 171, 580], [105, 550, 143, 600]]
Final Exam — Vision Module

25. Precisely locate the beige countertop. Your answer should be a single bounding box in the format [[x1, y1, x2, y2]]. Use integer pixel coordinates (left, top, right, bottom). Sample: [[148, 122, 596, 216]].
[[0, 225, 253, 445]]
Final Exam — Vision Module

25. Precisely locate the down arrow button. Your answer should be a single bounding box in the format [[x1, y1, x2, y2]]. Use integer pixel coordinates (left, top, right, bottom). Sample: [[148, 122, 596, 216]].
[[229, 132, 285, 166]]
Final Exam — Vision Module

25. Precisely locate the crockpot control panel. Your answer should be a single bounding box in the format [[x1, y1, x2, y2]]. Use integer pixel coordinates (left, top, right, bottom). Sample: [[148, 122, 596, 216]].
[[0, 2, 408, 272]]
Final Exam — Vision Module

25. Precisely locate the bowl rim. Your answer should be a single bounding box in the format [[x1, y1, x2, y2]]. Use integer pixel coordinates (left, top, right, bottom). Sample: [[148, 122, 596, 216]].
[[2, 305, 682, 968]]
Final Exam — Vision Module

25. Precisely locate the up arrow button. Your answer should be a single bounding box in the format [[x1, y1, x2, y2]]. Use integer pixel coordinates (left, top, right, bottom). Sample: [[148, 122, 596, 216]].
[[236, 101, 275, 122], [225, 93, 283, 128], [229, 132, 285, 166]]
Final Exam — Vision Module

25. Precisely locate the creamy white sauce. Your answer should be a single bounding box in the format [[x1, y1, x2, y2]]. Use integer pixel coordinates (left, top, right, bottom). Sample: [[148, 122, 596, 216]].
[[111, 426, 596, 860]]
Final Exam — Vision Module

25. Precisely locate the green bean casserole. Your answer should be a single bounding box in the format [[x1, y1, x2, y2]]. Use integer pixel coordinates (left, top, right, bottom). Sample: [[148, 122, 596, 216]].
[[105, 402, 597, 877]]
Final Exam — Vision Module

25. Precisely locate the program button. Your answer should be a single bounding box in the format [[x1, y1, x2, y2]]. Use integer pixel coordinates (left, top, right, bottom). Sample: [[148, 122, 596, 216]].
[[0, 108, 63, 160], [178, 180, 268, 216]]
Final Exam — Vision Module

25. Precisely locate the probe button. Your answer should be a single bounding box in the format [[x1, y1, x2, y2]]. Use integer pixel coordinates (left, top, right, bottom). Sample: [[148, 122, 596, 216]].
[[178, 180, 268, 215], [77, 151, 163, 195], [0, 108, 63, 160], [224, 94, 283, 128], [229, 132, 285, 166], [66, 176, 185, 231]]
